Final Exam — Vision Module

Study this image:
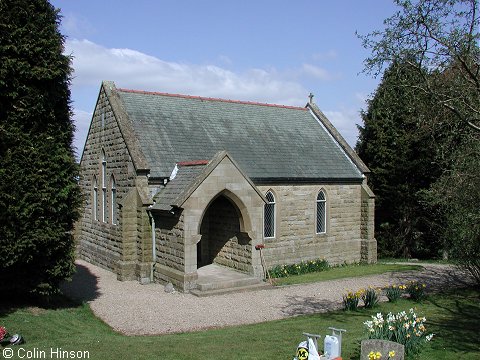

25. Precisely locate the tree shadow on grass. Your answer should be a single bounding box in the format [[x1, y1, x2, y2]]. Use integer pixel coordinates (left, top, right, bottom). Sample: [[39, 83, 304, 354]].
[[426, 288, 480, 354], [384, 264, 475, 294], [0, 262, 100, 317]]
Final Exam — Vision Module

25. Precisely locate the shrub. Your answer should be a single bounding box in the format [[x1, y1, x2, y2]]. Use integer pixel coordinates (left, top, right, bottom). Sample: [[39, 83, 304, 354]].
[[364, 308, 434, 356], [362, 287, 380, 308], [343, 290, 362, 311], [405, 281, 427, 301], [384, 284, 405, 303]]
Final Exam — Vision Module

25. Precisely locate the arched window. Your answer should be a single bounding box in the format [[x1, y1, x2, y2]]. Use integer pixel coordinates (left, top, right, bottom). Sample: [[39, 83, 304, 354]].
[[264, 191, 275, 238], [93, 176, 98, 221], [101, 150, 107, 223], [111, 175, 117, 225], [316, 190, 326, 234]]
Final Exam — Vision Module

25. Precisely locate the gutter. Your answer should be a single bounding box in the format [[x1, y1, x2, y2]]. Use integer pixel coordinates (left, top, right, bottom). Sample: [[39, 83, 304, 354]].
[[251, 177, 364, 185]]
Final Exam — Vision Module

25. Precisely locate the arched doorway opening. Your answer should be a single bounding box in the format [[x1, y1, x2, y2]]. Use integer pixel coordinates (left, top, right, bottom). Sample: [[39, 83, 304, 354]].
[[198, 195, 251, 272]]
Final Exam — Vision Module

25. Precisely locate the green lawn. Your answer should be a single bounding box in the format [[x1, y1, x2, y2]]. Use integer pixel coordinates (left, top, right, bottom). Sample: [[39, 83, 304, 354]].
[[1, 288, 478, 359], [273, 263, 423, 286], [378, 258, 453, 265]]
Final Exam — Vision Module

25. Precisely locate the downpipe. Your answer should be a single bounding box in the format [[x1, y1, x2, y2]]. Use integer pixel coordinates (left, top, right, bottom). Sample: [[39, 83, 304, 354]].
[[147, 209, 156, 283]]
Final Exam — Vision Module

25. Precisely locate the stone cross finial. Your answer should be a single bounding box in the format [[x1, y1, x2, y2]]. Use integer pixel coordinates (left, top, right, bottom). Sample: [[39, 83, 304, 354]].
[[308, 92, 314, 104]]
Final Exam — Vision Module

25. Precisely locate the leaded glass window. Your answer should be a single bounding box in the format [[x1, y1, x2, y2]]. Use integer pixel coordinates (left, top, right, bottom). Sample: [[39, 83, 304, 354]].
[[111, 175, 117, 225], [264, 191, 275, 238], [101, 150, 107, 223], [316, 190, 326, 233], [93, 176, 98, 221]]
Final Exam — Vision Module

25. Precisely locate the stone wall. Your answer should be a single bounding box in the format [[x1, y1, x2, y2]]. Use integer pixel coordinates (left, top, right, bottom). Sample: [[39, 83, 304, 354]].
[[256, 184, 364, 266], [77, 87, 136, 275], [361, 182, 377, 263], [154, 212, 186, 288]]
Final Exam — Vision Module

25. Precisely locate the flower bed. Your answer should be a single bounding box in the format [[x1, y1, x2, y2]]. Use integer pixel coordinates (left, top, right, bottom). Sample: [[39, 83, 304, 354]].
[[269, 258, 330, 278], [364, 308, 434, 356]]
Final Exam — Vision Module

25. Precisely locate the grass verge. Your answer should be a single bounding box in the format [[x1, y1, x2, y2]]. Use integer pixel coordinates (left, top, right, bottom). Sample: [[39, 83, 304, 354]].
[[1, 287, 478, 359], [272, 263, 424, 286], [378, 258, 453, 264]]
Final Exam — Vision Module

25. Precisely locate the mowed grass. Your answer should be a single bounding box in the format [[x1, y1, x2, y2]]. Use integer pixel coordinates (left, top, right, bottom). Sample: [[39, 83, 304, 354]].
[[378, 258, 453, 265], [1, 288, 478, 359], [273, 263, 424, 286]]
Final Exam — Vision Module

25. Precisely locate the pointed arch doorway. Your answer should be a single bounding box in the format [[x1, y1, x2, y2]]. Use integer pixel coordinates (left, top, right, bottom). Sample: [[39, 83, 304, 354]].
[[197, 193, 252, 273]]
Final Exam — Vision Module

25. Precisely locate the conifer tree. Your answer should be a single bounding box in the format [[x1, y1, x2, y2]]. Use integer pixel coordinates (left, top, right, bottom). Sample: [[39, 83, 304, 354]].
[[356, 62, 443, 258], [0, 0, 81, 295]]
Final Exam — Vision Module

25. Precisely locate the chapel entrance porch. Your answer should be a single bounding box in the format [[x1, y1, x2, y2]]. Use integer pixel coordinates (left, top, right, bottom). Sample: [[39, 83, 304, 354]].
[[197, 194, 252, 273]]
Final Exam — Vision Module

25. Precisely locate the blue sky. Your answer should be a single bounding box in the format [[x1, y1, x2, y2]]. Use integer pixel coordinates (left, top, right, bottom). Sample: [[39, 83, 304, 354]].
[[49, 0, 398, 157]]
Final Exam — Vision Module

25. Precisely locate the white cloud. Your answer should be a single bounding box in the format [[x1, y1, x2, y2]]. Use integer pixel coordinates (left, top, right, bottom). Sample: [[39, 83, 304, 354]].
[[218, 55, 233, 65], [61, 13, 95, 39], [66, 39, 307, 105], [301, 63, 333, 81], [312, 50, 338, 61], [323, 109, 361, 147], [71, 109, 92, 159], [355, 91, 370, 106]]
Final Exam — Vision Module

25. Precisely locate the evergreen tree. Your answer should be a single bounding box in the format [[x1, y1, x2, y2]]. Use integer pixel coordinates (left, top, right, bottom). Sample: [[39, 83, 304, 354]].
[[356, 62, 443, 258], [427, 131, 480, 286], [358, 0, 480, 132], [0, 0, 81, 295], [358, 0, 479, 281]]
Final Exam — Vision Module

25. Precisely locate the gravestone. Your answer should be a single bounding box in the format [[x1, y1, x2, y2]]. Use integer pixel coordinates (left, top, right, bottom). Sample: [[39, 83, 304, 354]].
[[360, 339, 404, 359]]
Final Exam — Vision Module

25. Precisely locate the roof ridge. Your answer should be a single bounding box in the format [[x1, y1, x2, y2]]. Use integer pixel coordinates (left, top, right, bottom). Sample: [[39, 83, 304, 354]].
[[177, 160, 209, 167], [117, 87, 308, 111]]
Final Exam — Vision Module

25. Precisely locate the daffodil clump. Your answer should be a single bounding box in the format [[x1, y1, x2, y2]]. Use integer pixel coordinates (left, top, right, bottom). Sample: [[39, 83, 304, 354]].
[[269, 258, 329, 278], [405, 280, 427, 301], [384, 284, 406, 303], [368, 350, 396, 359], [362, 286, 380, 308], [364, 308, 434, 356], [343, 289, 363, 311]]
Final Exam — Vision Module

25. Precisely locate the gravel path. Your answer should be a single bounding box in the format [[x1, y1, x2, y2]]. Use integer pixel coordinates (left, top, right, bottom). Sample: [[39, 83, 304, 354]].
[[61, 260, 470, 336]]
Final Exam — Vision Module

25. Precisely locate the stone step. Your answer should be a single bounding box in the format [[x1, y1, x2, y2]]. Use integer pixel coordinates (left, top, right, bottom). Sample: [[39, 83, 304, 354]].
[[192, 263, 274, 297], [190, 281, 273, 297], [197, 276, 263, 291]]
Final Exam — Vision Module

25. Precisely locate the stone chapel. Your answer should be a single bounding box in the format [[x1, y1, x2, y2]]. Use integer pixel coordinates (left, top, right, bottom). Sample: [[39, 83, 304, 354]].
[[76, 81, 376, 291]]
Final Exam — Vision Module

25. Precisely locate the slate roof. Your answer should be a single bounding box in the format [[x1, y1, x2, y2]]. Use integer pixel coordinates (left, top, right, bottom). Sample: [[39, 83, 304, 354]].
[[112, 84, 364, 182], [153, 163, 207, 211], [151, 151, 267, 212]]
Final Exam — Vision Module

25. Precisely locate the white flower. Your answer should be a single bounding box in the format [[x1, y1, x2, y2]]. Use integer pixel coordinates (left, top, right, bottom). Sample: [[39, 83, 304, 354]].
[[426, 333, 434, 341], [387, 313, 395, 322]]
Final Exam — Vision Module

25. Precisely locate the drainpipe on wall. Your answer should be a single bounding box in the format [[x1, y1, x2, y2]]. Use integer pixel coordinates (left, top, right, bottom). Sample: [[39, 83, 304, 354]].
[[147, 207, 156, 283]]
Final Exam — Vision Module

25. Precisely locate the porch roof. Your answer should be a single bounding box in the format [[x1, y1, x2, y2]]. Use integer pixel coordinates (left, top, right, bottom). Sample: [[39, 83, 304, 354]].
[[152, 163, 207, 212], [150, 151, 267, 212]]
